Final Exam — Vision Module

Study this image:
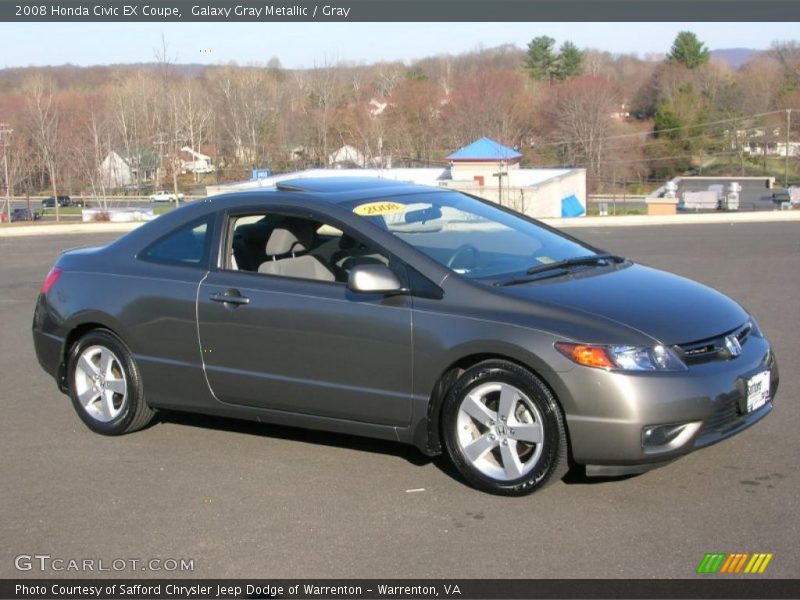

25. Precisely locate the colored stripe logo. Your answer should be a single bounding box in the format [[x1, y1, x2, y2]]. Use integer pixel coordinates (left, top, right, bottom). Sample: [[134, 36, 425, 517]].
[[696, 553, 773, 574]]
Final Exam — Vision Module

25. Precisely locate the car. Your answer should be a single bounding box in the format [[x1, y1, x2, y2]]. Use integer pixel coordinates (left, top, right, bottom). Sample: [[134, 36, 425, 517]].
[[11, 208, 42, 222], [771, 187, 800, 209], [150, 190, 184, 202], [42, 195, 82, 208], [32, 178, 779, 495]]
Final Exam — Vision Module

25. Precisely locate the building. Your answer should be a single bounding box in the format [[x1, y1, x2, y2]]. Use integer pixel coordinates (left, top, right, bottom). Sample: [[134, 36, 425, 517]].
[[328, 144, 392, 169], [207, 137, 586, 219], [180, 146, 215, 174], [328, 144, 367, 168], [99, 149, 160, 189], [647, 176, 776, 214], [442, 137, 586, 217]]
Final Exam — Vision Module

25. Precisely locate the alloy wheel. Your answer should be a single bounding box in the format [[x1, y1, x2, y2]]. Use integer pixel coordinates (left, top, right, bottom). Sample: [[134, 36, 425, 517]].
[[455, 382, 545, 481], [73, 345, 128, 423]]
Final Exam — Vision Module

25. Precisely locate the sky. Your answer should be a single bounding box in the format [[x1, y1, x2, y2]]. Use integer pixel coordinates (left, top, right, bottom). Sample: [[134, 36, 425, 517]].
[[0, 22, 797, 69]]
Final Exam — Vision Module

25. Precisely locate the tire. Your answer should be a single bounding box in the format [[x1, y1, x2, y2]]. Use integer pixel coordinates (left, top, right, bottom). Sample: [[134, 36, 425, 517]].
[[441, 360, 568, 495], [66, 329, 154, 435]]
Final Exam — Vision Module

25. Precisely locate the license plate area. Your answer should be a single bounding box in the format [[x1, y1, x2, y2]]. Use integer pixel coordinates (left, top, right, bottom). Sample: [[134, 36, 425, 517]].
[[745, 371, 770, 413]]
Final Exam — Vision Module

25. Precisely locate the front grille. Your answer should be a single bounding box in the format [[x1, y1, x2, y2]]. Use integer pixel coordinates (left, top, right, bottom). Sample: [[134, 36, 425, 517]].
[[699, 396, 743, 434], [673, 322, 752, 365]]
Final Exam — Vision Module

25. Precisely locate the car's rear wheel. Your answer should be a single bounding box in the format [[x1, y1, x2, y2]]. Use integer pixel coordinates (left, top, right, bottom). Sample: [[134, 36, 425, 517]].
[[442, 360, 568, 495], [67, 330, 154, 435]]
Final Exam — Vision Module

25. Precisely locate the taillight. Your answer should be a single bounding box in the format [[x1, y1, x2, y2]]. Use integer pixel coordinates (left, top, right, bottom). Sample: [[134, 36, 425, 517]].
[[41, 266, 63, 294]]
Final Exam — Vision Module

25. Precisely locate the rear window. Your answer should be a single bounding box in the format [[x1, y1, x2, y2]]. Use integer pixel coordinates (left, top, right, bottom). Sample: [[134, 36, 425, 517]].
[[141, 217, 212, 267]]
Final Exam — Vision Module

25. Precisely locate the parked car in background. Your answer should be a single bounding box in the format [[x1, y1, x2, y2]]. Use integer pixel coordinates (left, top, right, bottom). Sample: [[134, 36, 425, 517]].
[[42, 195, 82, 208], [149, 190, 185, 202], [11, 208, 42, 222], [771, 187, 800, 208], [32, 178, 778, 495]]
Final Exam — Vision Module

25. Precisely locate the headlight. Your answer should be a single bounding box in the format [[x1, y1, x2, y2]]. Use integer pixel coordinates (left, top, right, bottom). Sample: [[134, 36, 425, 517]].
[[748, 316, 764, 338], [555, 342, 687, 372]]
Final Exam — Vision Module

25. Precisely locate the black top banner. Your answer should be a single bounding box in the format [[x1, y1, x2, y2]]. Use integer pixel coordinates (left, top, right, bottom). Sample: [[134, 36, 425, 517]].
[[3, 0, 800, 22]]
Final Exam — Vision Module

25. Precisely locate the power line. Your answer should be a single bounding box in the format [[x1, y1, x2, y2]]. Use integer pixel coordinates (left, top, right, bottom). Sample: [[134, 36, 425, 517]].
[[529, 109, 787, 151], [531, 150, 743, 169], [394, 110, 790, 169]]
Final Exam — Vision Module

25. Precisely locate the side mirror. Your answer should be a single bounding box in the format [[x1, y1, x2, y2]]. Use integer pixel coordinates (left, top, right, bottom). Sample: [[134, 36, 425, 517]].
[[347, 264, 408, 296]]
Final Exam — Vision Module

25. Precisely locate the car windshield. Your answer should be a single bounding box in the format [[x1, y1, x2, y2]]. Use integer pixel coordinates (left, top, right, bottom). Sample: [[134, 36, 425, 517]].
[[345, 191, 600, 279]]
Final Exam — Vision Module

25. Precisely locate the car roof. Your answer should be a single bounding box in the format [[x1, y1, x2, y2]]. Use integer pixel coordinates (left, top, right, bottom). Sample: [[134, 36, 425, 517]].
[[241, 177, 450, 203]]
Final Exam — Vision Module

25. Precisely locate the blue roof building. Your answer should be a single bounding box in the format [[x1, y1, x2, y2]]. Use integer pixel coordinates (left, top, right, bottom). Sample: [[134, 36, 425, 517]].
[[447, 137, 523, 163], [208, 136, 586, 219]]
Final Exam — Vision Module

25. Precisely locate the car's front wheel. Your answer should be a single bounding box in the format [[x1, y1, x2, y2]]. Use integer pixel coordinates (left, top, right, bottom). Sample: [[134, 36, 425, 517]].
[[67, 330, 154, 435], [442, 360, 568, 495]]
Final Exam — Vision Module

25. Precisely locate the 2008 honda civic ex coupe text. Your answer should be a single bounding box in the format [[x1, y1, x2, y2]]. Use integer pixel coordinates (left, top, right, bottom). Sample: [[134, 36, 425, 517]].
[[32, 178, 779, 495]]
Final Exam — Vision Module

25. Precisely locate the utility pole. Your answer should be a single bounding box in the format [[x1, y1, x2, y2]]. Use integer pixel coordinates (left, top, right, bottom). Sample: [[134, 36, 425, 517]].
[[785, 109, 792, 189], [493, 163, 508, 207], [154, 132, 168, 191], [0, 124, 12, 223]]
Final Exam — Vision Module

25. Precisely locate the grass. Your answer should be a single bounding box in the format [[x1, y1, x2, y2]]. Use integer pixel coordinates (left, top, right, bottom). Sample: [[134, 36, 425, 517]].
[[39, 207, 84, 216], [695, 157, 800, 181], [38, 205, 177, 216]]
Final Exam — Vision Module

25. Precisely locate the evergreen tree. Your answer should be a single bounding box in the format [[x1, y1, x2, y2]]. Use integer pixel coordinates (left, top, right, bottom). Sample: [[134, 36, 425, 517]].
[[524, 36, 558, 81], [667, 31, 711, 69], [555, 41, 585, 80]]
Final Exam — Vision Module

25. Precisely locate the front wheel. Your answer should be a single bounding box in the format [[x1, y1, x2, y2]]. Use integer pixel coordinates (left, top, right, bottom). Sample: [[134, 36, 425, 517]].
[[442, 360, 568, 495], [67, 329, 154, 435]]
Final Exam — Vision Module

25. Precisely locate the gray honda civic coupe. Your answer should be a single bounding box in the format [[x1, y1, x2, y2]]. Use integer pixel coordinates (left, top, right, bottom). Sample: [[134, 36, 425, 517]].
[[32, 178, 779, 495]]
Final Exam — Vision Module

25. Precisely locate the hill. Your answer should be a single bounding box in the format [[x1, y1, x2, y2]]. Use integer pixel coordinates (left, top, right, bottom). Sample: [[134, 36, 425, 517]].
[[711, 48, 763, 69]]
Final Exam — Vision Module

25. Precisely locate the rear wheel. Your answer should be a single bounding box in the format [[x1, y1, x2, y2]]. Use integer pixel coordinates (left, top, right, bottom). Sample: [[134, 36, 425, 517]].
[[67, 330, 154, 435], [442, 360, 568, 495]]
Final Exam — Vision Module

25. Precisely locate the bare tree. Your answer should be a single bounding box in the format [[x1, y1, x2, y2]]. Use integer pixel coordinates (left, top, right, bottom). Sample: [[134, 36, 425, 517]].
[[24, 75, 62, 221], [296, 61, 346, 165], [177, 80, 213, 182], [544, 76, 619, 188], [78, 97, 114, 212], [374, 63, 404, 97], [384, 78, 442, 166], [208, 67, 275, 169], [442, 69, 533, 148]]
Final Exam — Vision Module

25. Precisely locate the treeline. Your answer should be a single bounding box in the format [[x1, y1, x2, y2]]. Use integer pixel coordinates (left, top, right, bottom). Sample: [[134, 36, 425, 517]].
[[3, 31, 800, 198]]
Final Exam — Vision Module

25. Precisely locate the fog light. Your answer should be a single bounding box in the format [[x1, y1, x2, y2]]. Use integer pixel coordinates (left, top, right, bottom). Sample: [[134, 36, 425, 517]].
[[642, 423, 690, 448]]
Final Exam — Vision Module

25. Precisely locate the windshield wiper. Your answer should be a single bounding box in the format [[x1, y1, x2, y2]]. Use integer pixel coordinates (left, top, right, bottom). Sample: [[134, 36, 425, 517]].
[[496, 253, 625, 287], [525, 253, 624, 275]]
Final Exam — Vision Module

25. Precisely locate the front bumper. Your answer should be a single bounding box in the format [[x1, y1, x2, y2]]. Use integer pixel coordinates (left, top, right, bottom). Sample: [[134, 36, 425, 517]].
[[554, 334, 778, 472]]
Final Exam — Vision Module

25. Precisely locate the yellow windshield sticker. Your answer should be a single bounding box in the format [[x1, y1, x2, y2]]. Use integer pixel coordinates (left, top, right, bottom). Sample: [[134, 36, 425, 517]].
[[354, 201, 405, 216], [536, 256, 555, 264]]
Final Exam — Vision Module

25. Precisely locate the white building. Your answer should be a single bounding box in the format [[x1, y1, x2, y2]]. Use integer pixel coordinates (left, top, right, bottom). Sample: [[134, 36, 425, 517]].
[[207, 137, 586, 219], [328, 144, 367, 168], [99, 149, 160, 189], [180, 146, 215, 173]]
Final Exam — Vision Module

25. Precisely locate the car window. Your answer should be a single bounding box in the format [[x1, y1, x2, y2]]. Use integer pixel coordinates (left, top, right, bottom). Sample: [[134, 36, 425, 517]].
[[226, 212, 390, 284], [141, 217, 211, 267], [346, 192, 596, 279]]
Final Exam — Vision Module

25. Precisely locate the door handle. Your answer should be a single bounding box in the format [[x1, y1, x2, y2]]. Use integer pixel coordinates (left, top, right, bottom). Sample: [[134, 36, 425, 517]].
[[210, 291, 250, 306]]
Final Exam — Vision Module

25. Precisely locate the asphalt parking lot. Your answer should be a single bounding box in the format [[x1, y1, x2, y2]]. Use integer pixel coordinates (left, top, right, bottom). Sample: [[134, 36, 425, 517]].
[[1, 222, 798, 579]]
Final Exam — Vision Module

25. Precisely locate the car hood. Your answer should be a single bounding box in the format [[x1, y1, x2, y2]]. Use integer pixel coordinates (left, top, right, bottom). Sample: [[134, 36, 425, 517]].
[[501, 263, 748, 345]]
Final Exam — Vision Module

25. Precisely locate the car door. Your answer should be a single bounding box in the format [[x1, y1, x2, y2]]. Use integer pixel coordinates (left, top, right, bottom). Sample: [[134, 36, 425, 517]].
[[196, 210, 414, 427]]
